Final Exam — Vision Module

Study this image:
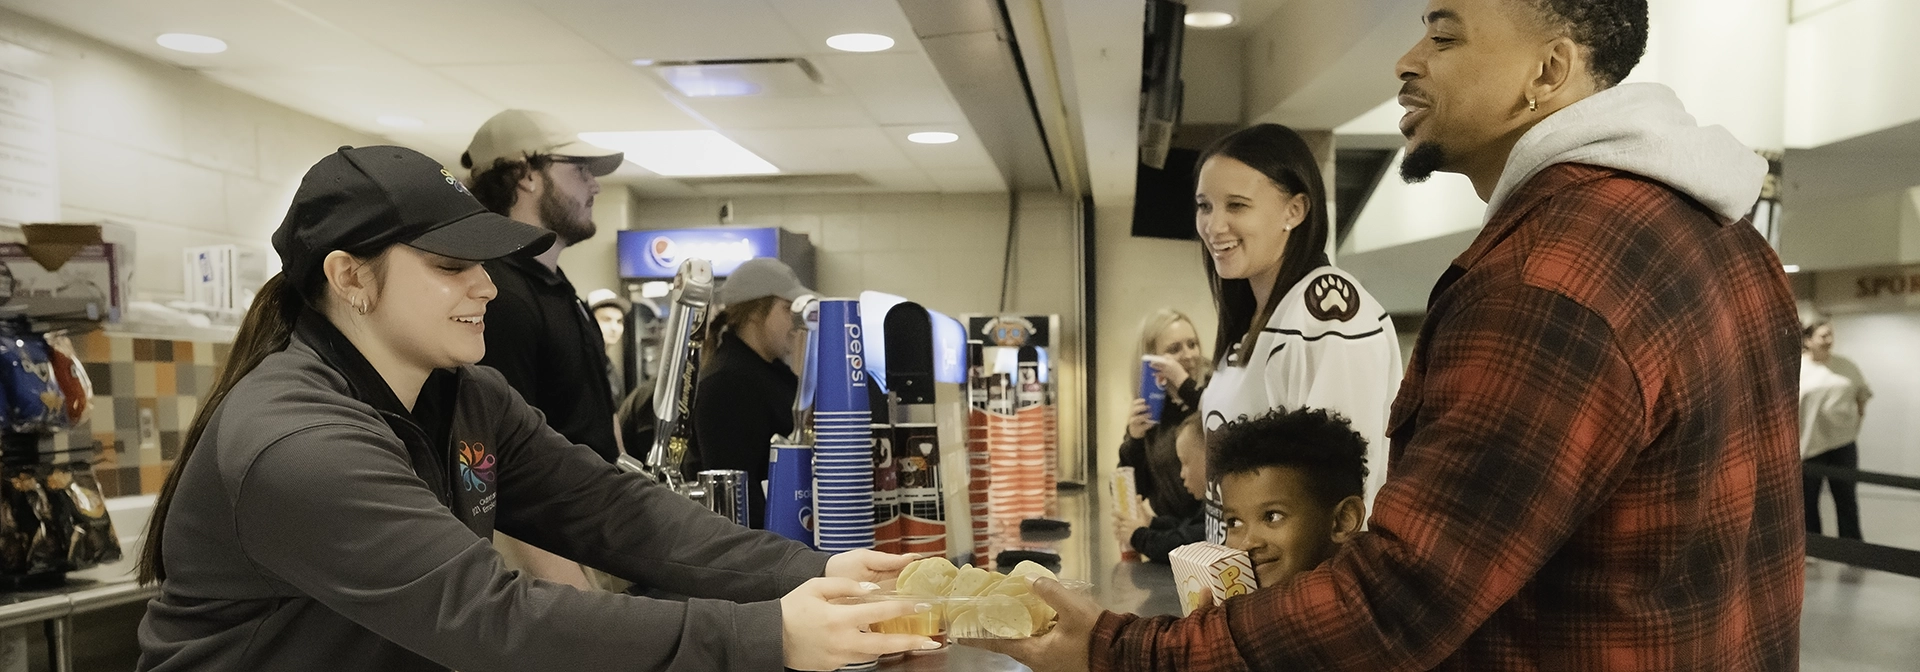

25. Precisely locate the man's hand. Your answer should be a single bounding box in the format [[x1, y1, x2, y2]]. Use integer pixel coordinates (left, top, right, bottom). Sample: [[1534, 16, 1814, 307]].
[[824, 549, 918, 583], [960, 577, 1101, 672]]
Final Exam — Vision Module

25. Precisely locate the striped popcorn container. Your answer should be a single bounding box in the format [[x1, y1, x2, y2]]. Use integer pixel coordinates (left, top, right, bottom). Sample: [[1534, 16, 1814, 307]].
[[811, 298, 876, 553]]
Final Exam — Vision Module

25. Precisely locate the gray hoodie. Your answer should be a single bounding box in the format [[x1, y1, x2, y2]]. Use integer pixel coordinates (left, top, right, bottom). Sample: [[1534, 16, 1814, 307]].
[[1485, 82, 1768, 224], [137, 314, 827, 671]]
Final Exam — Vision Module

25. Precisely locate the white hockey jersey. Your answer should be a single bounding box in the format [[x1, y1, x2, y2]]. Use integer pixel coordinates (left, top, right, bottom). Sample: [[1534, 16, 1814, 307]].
[[1199, 265, 1403, 526]]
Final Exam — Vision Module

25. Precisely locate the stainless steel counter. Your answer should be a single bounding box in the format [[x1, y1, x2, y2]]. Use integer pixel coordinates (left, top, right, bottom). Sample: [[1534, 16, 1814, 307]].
[[0, 547, 155, 672], [877, 488, 1182, 671]]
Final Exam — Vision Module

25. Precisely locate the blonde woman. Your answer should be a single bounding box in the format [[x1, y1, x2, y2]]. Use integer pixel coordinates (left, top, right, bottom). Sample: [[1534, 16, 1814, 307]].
[[1115, 308, 1210, 554]]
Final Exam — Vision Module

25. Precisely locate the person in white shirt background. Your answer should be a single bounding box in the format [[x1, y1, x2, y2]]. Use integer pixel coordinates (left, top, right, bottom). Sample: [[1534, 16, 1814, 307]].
[[1191, 123, 1403, 540], [1799, 310, 1871, 542]]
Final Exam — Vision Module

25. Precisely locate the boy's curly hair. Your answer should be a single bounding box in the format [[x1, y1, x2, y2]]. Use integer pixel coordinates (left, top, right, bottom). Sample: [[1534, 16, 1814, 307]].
[[1207, 407, 1369, 507]]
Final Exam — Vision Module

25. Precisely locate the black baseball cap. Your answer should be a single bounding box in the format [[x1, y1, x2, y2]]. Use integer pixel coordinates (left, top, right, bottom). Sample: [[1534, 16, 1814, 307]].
[[272, 145, 556, 284]]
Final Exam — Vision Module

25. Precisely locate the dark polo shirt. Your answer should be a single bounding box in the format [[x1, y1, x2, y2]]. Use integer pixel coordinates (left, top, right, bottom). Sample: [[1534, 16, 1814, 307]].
[[479, 255, 618, 463]]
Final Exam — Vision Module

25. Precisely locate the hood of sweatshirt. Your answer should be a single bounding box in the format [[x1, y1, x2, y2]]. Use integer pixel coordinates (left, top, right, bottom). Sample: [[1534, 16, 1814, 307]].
[[1484, 82, 1767, 223]]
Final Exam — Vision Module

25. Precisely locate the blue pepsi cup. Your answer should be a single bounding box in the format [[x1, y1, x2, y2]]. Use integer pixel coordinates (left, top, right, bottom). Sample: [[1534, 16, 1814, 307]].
[[766, 443, 815, 547], [1140, 358, 1167, 422], [813, 299, 869, 416]]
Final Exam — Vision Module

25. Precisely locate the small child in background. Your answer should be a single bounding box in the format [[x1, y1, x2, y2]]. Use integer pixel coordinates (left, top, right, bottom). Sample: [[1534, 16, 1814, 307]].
[[1211, 407, 1369, 587], [1116, 415, 1208, 562]]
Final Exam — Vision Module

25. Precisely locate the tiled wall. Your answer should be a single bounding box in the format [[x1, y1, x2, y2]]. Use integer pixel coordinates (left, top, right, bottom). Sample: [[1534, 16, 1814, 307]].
[[0, 8, 385, 301], [64, 330, 228, 498]]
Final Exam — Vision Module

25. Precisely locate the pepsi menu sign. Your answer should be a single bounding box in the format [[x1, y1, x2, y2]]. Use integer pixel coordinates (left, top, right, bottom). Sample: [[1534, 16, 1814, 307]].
[[618, 227, 782, 278]]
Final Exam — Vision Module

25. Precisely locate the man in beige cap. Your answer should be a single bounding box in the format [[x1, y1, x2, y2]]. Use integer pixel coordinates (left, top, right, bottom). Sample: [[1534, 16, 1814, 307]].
[[464, 109, 625, 589]]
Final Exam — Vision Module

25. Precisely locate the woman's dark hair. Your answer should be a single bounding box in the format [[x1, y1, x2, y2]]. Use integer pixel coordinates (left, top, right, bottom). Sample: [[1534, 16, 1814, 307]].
[[1194, 124, 1332, 367], [701, 295, 782, 366], [138, 255, 387, 584], [467, 154, 553, 216]]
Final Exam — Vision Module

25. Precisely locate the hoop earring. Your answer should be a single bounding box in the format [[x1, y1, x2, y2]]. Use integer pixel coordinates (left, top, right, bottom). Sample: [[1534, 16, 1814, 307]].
[[1527, 97, 1538, 112], [352, 297, 370, 315]]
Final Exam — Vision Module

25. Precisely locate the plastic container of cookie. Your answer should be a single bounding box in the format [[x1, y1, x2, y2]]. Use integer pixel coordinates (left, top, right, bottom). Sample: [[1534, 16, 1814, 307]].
[[837, 579, 1093, 640]]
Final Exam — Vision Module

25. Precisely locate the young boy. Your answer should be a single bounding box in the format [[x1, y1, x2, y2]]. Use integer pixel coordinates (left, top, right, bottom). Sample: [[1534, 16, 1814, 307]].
[[1118, 415, 1208, 561], [1211, 407, 1369, 588]]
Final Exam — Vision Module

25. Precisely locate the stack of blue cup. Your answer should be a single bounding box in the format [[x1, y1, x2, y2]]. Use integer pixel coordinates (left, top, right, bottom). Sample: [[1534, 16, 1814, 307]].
[[811, 298, 876, 552]]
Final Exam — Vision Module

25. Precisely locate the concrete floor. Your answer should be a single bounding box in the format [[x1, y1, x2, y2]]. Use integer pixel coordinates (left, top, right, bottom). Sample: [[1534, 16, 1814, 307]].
[[1799, 488, 1920, 672]]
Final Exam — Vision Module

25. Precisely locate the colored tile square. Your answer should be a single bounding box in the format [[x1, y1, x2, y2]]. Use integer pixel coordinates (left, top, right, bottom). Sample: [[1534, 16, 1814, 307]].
[[114, 430, 137, 456], [108, 336, 132, 363], [97, 472, 119, 499], [192, 342, 214, 366], [77, 330, 110, 362], [113, 397, 136, 433], [116, 465, 140, 497], [177, 398, 197, 432], [195, 365, 216, 395], [153, 341, 174, 363], [140, 463, 168, 494], [132, 339, 154, 361], [157, 396, 181, 432], [110, 363, 135, 397], [212, 343, 232, 367], [174, 366, 194, 397], [173, 342, 194, 364], [159, 431, 181, 461], [83, 362, 112, 393], [134, 363, 157, 397], [155, 363, 177, 396]]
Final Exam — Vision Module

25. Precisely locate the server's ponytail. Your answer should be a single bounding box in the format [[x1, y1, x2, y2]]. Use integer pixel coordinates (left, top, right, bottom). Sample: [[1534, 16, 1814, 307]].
[[138, 272, 302, 584]]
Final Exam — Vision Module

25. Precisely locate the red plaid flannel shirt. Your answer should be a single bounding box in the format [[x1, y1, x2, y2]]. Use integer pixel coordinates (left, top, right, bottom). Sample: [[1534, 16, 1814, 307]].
[[1092, 163, 1805, 671]]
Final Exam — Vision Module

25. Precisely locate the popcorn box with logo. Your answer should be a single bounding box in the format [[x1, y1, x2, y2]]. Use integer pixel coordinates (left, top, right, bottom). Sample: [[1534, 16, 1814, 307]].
[[1168, 542, 1258, 616], [1110, 466, 1139, 519]]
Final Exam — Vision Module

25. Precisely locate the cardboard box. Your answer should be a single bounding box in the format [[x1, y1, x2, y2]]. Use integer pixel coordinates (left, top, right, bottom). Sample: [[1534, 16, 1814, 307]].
[[1168, 542, 1259, 616], [0, 242, 123, 323]]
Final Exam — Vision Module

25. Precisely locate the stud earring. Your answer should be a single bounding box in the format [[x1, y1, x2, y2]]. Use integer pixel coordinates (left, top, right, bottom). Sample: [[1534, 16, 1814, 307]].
[[352, 297, 369, 315], [1527, 97, 1538, 112]]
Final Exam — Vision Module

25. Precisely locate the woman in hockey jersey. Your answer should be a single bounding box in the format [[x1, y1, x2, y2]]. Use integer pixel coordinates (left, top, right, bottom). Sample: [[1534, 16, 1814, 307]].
[[1192, 124, 1402, 520]]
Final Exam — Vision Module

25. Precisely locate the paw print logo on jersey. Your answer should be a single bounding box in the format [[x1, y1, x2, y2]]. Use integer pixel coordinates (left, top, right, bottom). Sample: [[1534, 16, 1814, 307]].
[[457, 441, 497, 493], [1305, 274, 1361, 322]]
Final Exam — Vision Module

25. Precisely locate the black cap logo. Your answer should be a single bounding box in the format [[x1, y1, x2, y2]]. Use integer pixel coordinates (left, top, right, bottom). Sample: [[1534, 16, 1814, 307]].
[[439, 168, 471, 196], [1305, 274, 1360, 322]]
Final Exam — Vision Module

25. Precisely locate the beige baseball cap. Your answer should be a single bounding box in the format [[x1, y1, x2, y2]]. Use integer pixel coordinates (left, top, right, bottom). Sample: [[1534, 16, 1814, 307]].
[[461, 109, 624, 177]]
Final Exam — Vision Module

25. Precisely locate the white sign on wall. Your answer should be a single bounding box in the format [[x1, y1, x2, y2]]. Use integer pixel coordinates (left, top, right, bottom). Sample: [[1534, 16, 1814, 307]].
[[0, 67, 57, 226]]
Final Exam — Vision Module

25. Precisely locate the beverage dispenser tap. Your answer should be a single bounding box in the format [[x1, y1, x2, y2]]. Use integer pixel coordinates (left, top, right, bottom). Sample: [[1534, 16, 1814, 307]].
[[615, 259, 746, 524]]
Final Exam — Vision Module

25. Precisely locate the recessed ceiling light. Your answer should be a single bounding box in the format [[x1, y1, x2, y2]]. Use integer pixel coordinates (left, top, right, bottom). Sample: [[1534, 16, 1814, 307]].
[[376, 115, 424, 128], [577, 130, 778, 177], [1783, 264, 1801, 273], [155, 33, 227, 54], [907, 131, 959, 145], [1184, 11, 1236, 28], [826, 33, 895, 53]]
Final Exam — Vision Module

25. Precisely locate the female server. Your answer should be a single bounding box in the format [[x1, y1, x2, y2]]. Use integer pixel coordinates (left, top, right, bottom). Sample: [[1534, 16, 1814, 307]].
[[1192, 124, 1403, 529], [692, 257, 812, 528], [134, 146, 931, 672]]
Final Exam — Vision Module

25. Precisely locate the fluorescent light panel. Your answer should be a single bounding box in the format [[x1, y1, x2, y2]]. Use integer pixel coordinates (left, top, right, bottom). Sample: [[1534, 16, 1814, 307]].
[[578, 130, 778, 177], [156, 33, 227, 54], [826, 33, 894, 52]]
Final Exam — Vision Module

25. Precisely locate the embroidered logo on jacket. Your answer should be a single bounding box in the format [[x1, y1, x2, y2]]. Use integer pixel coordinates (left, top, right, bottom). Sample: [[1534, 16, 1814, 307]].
[[1305, 274, 1361, 322], [457, 441, 497, 492]]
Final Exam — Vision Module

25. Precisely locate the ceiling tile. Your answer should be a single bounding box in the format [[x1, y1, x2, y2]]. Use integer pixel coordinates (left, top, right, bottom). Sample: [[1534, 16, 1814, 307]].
[[727, 127, 914, 174], [680, 95, 874, 130], [279, 0, 607, 66], [533, 0, 808, 62], [434, 61, 702, 131]]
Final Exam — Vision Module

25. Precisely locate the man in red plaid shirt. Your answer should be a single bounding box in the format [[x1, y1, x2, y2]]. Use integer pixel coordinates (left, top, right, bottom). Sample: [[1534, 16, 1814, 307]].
[[972, 0, 1803, 669]]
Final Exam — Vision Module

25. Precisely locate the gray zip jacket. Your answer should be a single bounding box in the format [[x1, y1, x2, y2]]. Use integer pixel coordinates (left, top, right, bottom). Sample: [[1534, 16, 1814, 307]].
[[137, 314, 827, 671]]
